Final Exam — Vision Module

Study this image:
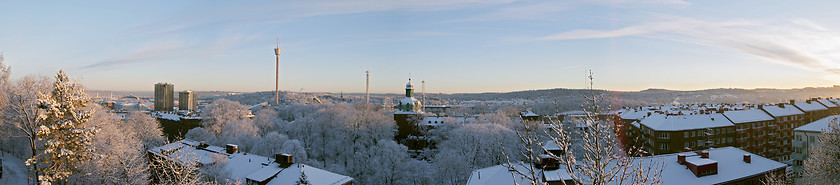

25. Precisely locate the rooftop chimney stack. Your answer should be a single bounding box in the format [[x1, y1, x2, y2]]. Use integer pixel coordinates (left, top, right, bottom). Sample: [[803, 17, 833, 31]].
[[790, 100, 795, 105], [743, 154, 751, 163], [276, 153, 294, 168], [700, 151, 710, 158], [226, 144, 238, 154], [677, 154, 686, 165]]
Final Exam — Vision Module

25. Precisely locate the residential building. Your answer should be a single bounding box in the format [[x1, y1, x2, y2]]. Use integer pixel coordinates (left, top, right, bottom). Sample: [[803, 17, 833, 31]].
[[791, 115, 840, 172], [791, 100, 829, 123], [722, 109, 787, 161], [154, 83, 174, 111], [758, 103, 805, 161], [179, 90, 197, 111], [631, 113, 736, 155], [147, 139, 353, 185]]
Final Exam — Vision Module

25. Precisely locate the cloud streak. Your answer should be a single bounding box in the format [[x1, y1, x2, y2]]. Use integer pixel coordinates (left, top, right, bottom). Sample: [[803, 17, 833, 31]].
[[538, 16, 840, 75], [80, 34, 260, 70]]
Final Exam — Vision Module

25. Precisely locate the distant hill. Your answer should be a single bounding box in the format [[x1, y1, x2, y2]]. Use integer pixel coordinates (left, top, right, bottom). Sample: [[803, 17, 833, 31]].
[[152, 86, 840, 115]]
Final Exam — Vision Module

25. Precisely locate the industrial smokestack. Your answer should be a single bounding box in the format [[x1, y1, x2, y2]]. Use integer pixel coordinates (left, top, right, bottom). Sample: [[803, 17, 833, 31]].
[[422, 80, 426, 110]]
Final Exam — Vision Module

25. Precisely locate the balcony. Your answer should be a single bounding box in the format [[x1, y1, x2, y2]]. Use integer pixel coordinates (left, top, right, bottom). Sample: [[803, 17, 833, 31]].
[[793, 141, 803, 148]]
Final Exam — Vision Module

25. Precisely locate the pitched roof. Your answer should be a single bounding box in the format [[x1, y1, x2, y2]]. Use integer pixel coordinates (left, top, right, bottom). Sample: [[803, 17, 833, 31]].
[[638, 113, 734, 131], [793, 101, 828, 112], [795, 115, 840, 132], [722, 109, 773, 124], [148, 140, 352, 185], [760, 104, 804, 117]]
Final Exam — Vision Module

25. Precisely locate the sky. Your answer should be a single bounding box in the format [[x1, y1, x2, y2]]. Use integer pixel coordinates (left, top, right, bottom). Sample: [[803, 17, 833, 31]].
[[1, 0, 840, 94]]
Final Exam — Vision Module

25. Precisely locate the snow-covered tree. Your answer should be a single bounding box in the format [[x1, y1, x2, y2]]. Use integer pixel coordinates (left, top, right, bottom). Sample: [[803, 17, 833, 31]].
[[1, 75, 50, 183], [71, 106, 150, 184], [202, 99, 250, 135], [802, 117, 840, 184], [124, 111, 166, 150], [27, 70, 97, 184], [295, 171, 310, 185], [433, 123, 520, 185]]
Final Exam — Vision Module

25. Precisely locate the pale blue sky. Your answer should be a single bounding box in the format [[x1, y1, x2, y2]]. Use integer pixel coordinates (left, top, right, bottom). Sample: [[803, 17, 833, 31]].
[[1, 0, 839, 93]]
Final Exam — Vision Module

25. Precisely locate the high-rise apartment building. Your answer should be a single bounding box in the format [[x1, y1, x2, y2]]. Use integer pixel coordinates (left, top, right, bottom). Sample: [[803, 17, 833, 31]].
[[179, 90, 197, 111], [154, 83, 174, 111]]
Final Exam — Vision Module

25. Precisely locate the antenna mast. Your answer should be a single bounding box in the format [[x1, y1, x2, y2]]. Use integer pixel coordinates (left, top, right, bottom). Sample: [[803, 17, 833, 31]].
[[365, 70, 370, 110], [274, 38, 281, 105]]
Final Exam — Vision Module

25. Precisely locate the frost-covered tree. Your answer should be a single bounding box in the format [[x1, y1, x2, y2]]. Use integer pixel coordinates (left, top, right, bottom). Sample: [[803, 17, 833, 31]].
[[27, 70, 96, 183], [124, 111, 166, 150], [295, 171, 310, 185], [802, 117, 840, 184], [433, 123, 520, 185], [202, 98, 250, 135], [71, 106, 150, 184], [1, 75, 49, 182]]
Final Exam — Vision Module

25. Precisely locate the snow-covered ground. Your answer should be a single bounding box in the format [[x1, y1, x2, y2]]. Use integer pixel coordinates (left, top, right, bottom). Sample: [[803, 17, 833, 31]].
[[0, 151, 28, 185]]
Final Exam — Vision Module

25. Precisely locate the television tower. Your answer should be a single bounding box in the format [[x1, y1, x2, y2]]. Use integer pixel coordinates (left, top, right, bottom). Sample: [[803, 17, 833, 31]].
[[274, 38, 281, 105]]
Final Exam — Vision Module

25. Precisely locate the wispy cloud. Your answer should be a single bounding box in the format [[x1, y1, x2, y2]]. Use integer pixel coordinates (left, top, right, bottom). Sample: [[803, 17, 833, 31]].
[[449, 2, 567, 22], [586, 0, 691, 8], [80, 34, 260, 70], [537, 16, 840, 75]]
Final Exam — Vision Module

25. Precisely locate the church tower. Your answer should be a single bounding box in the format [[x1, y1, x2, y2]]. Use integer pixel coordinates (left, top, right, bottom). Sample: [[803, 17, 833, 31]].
[[398, 79, 422, 112]]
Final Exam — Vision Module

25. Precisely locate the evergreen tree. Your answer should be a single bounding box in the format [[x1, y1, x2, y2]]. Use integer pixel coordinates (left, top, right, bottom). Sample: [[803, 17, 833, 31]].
[[26, 70, 96, 184], [296, 171, 310, 185]]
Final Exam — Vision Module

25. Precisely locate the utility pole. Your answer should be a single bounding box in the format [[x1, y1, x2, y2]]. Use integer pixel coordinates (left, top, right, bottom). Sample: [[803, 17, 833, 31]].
[[274, 38, 281, 105]]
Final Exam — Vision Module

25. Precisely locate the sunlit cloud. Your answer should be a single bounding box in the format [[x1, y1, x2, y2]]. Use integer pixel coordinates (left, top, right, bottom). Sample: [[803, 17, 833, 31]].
[[538, 16, 840, 75]]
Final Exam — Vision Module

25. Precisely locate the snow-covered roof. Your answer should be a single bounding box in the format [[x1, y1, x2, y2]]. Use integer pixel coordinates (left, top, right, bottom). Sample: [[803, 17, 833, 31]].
[[268, 164, 353, 185], [760, 104, 804, 117], [815, 99, 839, 108], [471, 147, 784, 185], [521, 110, 539, 117], [465, 163, 539, 185], [685, 157, 717, 166], [618, 110, 651, 120], [640, 147, 785, 185], [400, 97, 418, 105], [149, 140, 353, 185], [722, 109, 773, 124], [794, 115, 840, 133], [638, 113, 733, 131], [152, 111, 181, 121], [793, 101, 828, 112]]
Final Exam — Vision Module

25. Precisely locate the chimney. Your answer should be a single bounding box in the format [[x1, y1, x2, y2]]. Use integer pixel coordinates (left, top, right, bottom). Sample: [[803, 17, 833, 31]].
[[677, 154, 686, 165], [540, 155, 558, 170], [225, 144, 238, 154], [778, 103, 785, 108], [758, 104, 764, 110], [700, 151, 709, 158], [198, 141, 208, 149], [647, 112, 652, 116], [790, 100, 795, 105], [276, 153, 294, 168], [743, 154, 751, 163]]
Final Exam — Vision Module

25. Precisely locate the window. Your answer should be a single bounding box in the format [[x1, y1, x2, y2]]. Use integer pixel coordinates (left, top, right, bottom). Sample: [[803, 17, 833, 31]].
[[658, 132, 670, 139], [796, 135, 802, 141], [728, 137, 733, 143], [810, 136, 816, 142], [659, 143, 669, 151], [684, 142, 689, 147], [691, 131, 696, 137], [697, 140, 704, 147], [684, 132, 689, 138]]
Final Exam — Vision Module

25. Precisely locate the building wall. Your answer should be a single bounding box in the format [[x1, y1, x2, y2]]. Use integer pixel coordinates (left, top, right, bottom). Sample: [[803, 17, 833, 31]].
[[179, 91, 197, 111], [792, 130, 821, 173], [154, 83, 174, 111]]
